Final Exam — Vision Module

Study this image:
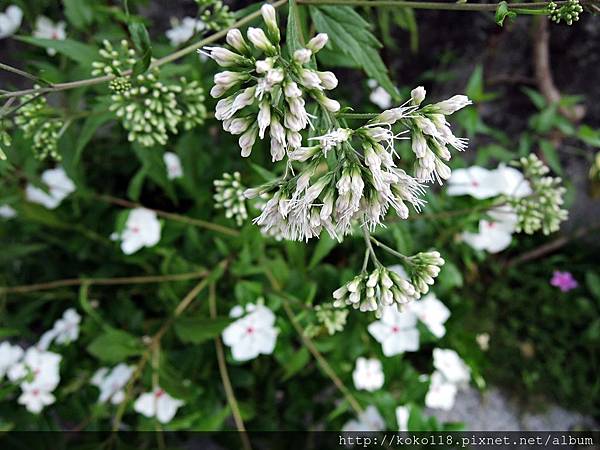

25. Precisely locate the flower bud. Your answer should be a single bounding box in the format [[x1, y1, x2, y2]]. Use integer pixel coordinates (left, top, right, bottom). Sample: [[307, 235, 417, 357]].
[[226, 29, 250, 54], [293, 48, 312, 64], [432, 95, 472, 115], [247, 27, 275, 53], [317, 71, 338, 90], [261, 4, 280, 42], [306, 33, 328, 53], [411, 86, 426, 105]]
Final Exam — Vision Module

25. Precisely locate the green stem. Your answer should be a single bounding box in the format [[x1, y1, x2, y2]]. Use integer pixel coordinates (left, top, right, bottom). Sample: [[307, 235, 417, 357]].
[[0, 62, 49, 84], [337, 112, 380, 120], [369, 235, 412, 263], [297, 0, 558, 10], [362, 227, 382, 266]]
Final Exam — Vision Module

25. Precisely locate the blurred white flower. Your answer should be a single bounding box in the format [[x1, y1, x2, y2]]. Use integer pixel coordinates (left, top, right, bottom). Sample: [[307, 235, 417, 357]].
[[352, 357, 384, 391], [114, 208, 162, 255], [134, 387, 184, 423], [342, 405, 385, 432], [163, 151, 183, 180], [26, 167, 76, 209], [476, 333, 490, 351], [18, 383, 56, 414], [433, 348, 470, 385], [461, 206, 517, 253], [91, 363, 135, 404], [406, 293, 450, 338], [424, 370, 458, 411], [0, 342, 23, 379], [0, 204, 17, 219], [395, 405, 410, 432], [0, 5, 23, 39], [222, 304, 278, 361], [495, 164, 532, 198], [369, 86, 392, 109], [166, 17, 205, 46], [368, 306, 419, 356], [33, 16, 66, 56], [447, 166, 505, 199], [38, 308, 81, 350]]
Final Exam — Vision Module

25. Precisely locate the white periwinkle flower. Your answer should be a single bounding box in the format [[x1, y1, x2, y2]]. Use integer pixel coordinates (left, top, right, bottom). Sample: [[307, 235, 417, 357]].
[[91, 364, 135, 404], [352, 357, 384, 391], [0, 342, 23, 379], [25, 166, 76, 210], [425, 370, 458, 411], [405, 293, 450, 338], [115, 208, 162, 255], [37, 308, 81, 350], [367, 306, 419, 356], [166, 17, 205, 46], [342, 405, 385, 432], [222, 304, 278, 361], [0, 204, 17, 219], [33, 16, 66, 56], [447, 164, 532, 199], [433, 348, 470, 385], [461, 206, 517, 253], [0, 5, 23, 39], [395, 405, 410, 432], [134, 387, 184, 424], [163, 151, 183, 180]]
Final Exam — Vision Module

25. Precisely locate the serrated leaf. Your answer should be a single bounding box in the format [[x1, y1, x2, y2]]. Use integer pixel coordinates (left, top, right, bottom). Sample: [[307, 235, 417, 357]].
[[15, 36, 98, 66], [309, 6, 398, 98], [495, 1, 517, 26], [87, 329, 143, 363], [287, 0, 305, 55], [174, 316, 232, 344]]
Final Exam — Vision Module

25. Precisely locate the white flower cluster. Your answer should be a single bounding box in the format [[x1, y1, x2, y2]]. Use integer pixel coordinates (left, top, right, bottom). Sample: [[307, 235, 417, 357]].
[[333, 252, 444, 316], [93, 40, 207, 147], [213, 171, 249, 226], [205, 4, 338, 161], [0, 309, 82, 414], [507, 154, 568, 235], [425, 348, 470, 411]]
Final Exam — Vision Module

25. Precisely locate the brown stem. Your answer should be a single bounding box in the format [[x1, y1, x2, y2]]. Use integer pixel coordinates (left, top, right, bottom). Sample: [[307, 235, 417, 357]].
[[532, 16, 585, 122]]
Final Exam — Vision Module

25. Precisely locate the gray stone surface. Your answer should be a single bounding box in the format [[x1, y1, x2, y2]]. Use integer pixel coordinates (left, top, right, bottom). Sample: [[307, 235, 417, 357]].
[[428, 386, 597, 431]]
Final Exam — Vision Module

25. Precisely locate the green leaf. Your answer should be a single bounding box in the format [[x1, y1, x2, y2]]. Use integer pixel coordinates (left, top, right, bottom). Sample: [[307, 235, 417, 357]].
[[287, 0, 305, 55], [15, 36, 98, 66], [308, 233, 337, 269], [539, 139, 563, 175], [495, 1, 517, 26], [174, 316, 232, 344], [585, 272, 600, 300], [63, 0, 94, 29], [128, 22, 152, 76], [73, 109, 114, 167], [309, 6, 398, 98], [577, 125, 600, 147], [127, 168, 147, 201], [282, 347, 310, 380], [87, 329, 143, 363]]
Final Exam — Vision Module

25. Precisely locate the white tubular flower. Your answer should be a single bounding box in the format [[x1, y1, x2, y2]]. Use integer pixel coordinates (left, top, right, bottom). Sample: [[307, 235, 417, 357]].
[[257, 101, 271, 139], [269, 115, 287, 161], [317, 71, 338, 90], [0, 5, 23, 39], [299, 68, 323, 90], [260, 3, 279, 41], [375, 105, 414, 125], [306, 33, 328, 53], [352, 357, 384, 391], [293, 48, 312, 64], [432, 95, 472, 115], [247, 27, 275, 53], [134, 387, 184, 424], [411, 86, 426, 105], [283, 80, 302, 98], [239, 124, 258, 157], [226, 28, 250, 54], [202, 46, 246, 67], [316, 94, 341, 113], [222, 304, 279, 361]]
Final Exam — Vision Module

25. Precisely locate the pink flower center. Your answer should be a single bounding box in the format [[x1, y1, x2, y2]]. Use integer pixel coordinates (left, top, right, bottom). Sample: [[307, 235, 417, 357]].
[[471, 181, 479, 187], [391, 325, 400, 333], [155, 389, 165, 398], [131, 226, 140, 234], [487, 222, 496, 228], [32, 388, 39, 396], [246, 326, 255, 335]]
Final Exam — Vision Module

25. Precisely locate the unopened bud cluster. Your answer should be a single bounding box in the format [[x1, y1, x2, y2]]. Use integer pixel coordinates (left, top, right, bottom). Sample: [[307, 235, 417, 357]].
[[305, 304, 349, 337], [213, 172, 248, 226], [93, 40, 206, 147], [196, 0, 234, 31], [14, 94, 63, 160], [205, 4, 339, 161], [549, 0, 583, 25], [507, 154, 568, 235]]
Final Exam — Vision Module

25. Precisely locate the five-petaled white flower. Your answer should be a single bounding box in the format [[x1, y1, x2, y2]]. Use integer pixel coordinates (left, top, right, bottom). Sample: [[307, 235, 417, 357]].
[[0, 5, 22, 39], [18, 383, 57, 414], [163, 152, 183, 180], [352, 357, 384, 391], [395, 405, 410, 432], [368, 306, 419, 356], [0, 341, 23, 379], [91, 363, 135, 404], [33, 16, 67, 56], [433, 348, 470, 385], [424, 370, 458, 411], [461, 206, 517, 253], [38, 308, 82, 350], [406, 293, 450, 338], [342, 405, 385, 432], [447, 166, 506, 199], [134, 387, 184, 423], [495, 164, 532, 198], [26, 167, 76, 210], [0, 204, 17, 219], [166, 17, 205, 46], [222, 304, 278, 362], [114, 208, 162, 255]]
